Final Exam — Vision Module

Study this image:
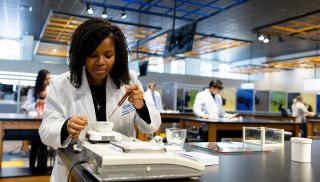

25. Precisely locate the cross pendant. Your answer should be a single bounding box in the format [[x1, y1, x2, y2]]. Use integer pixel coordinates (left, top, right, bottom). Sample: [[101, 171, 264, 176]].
[[96, 104, 101, 110]]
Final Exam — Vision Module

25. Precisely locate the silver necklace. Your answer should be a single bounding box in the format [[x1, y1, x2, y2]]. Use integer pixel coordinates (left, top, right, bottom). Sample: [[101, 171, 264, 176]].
[[92, 92, 103, 110]]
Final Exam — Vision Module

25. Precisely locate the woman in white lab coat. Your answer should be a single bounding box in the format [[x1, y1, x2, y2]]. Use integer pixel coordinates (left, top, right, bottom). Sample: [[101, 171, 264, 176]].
[[193, 79, 234, 120], [22, 69, 51, 171], [293, 95, 315, 138], [39, 19, 161, 182], [22, 69, 51, 114]]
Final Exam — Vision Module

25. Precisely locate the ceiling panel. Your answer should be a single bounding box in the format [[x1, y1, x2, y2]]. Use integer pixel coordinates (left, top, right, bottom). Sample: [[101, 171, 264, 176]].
[[36, 11, 161, 57], [0, 0, 320, 63]]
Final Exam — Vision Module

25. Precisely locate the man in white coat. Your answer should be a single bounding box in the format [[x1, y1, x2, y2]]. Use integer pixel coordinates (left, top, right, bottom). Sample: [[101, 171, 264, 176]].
[[193, 79, 235, 120], [144, 81, 164, 111], [39, 19, 161, 182]]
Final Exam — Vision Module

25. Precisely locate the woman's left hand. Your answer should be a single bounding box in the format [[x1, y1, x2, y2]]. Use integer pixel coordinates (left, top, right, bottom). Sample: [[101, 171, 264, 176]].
[[125, 84, 144, 109]]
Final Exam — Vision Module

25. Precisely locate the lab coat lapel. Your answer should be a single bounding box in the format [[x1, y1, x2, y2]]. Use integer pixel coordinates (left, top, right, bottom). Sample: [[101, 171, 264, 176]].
[[75, 68, 96, 121], [205, 89, 218, 113]]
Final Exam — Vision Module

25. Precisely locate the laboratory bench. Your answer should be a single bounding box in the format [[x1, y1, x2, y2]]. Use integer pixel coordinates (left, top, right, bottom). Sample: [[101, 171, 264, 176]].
[[0, 113, 41, 168], [138, 115, 302, 142], [178, 117, 301, 142], [59, 140, 320, 182], [307, 118, 320, 138]]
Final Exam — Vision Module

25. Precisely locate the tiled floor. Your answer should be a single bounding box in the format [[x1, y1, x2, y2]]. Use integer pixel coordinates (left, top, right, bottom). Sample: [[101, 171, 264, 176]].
[[2, 141, 29, 168]]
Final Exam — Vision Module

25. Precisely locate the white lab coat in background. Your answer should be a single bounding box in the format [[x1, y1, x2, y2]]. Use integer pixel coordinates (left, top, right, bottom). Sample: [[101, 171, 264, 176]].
[[291, 99, 297, 117], [293, 102, 309, 123], [144, 89, 163, 111], [21, 87, 49, 113], [22, 88, 36, 112], [193, 89, 225, 120], [39, 68, 161, 182]]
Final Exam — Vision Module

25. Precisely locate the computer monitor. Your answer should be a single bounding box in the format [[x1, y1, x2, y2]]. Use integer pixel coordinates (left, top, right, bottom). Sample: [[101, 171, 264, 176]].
[[0, 84, 13, 93], [163, 22, 197, 57], [139, 61, 148, 76]]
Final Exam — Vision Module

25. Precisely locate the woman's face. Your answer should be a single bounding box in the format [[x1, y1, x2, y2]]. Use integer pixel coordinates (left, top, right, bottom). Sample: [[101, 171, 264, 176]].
[[44, 74, 51, 87], [85, 37, 115, 85]]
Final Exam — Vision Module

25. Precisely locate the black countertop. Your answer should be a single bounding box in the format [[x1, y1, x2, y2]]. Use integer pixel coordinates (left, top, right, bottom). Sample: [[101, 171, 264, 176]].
[[59, 140, 320, 182], [178, 116, 300, 124]]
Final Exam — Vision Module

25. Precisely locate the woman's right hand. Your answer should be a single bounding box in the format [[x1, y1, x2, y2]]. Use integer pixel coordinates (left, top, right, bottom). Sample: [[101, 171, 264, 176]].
[[67, 116, 88, 139]]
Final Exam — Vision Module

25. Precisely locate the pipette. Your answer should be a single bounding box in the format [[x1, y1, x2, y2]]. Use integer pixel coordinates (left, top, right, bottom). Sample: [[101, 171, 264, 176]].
[[108, 92, 129, 120]]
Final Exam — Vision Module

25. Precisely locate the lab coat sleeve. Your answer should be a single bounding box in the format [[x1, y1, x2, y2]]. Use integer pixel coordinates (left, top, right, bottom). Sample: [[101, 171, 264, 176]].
[[217, 95, 226, 118], [157, 91, 164, 111], [130, 72, 161, 133], [24, 89, 36, 112], [39, 81, 68, 148], [193, 93, 206, 117]]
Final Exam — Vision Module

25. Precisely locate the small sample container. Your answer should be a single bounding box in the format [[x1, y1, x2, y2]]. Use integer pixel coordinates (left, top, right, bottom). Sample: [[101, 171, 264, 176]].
[[291, 137, 312, 163], [243, 127, 284, 148]]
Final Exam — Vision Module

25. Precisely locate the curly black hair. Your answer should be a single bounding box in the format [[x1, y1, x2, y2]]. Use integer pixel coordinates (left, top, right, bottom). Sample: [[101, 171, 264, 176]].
[[69, 18, 130, 88], [34, 69, 50, 101]]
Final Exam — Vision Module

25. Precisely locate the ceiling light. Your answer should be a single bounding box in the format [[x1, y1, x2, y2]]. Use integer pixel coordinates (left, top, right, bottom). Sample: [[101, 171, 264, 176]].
[[258, 34, 264, 41], [101, 8, 108, 19], [121, 10, 127, 19], [87, 4, 94, 15], [263, 35, 270, 43]]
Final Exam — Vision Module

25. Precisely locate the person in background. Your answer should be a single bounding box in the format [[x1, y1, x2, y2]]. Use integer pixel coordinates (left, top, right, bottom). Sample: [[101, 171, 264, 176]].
[[193, 79, 237, 120], [307, 104, 313, 112], [39, 19, 161, 182], [184, 91, 191, 107], [23, 69, 51, 115], [293, 95, 315, 138], [144, 81, 164, 111], [23, 69, 51, 171], [278, 103, 288, 117], [291, 98, 298, 117]]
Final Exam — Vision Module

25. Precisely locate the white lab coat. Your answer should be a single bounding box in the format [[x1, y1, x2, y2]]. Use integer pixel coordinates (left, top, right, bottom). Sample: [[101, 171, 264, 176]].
[[291, 99, 297, 117], [293, 102, 308, 123], [22, 88, 36, 112], [193, 89, 225, 120], [39, 68, 161, 182], [144, 89, 163, 111], [22, 87, 50, 112]]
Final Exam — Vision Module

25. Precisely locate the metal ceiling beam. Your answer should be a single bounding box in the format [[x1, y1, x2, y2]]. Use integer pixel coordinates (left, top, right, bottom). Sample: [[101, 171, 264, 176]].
[[209, 34, 252, 43], [143, 0, 162, 11], [128, 29, 169, 49], [79, 0, 194, 21], [181, 0, 219, 18], [252, 9, 320, 33], [176, 0, 223, 10], [163, 0, 186, 15], [122, 0, 209, 17], [196, 0, 248, 22]]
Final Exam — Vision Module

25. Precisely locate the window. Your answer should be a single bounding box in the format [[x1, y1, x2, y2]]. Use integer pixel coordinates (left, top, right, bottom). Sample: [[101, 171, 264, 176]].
[[0, 39, 21, 60], [171, 59, 185, 75], [200, 62, 213, 77], [148, 57, 164, 73]]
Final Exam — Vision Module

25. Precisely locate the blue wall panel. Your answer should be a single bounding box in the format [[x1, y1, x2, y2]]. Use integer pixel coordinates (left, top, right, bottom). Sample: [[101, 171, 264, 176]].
[[236, 89, 254, 111]]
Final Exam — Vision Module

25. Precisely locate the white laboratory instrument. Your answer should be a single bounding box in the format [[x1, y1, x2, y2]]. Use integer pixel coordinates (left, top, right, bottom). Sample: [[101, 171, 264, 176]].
[[86, 130, 122, 142], [81, 141, 205, 181]]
